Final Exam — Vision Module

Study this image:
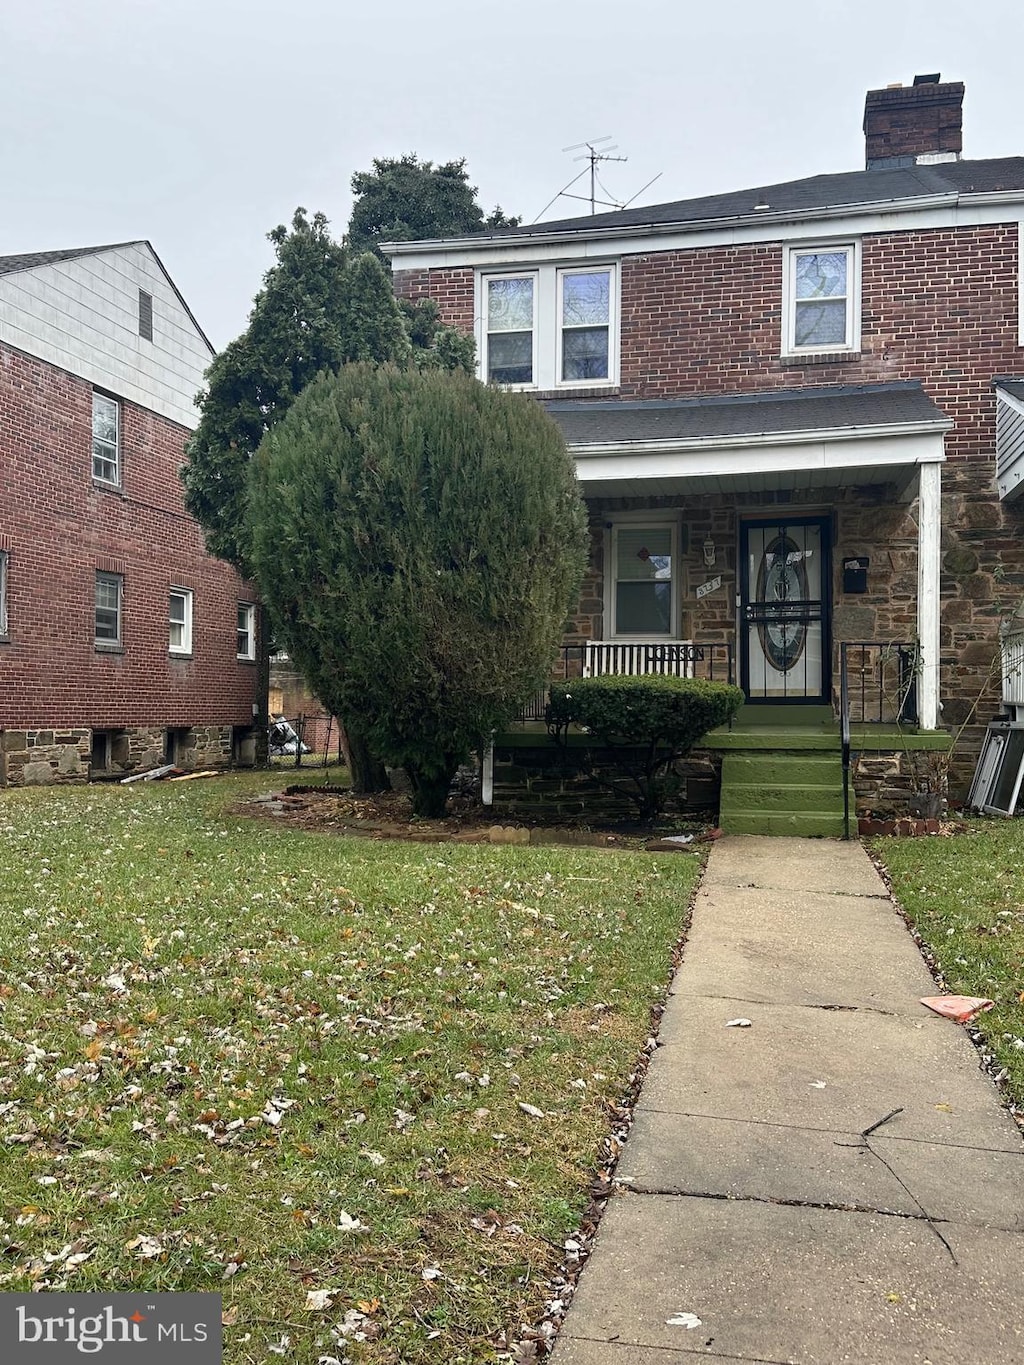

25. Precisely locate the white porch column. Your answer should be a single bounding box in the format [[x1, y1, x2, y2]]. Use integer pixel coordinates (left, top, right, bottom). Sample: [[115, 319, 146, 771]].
[[916, 460, 942, 729]]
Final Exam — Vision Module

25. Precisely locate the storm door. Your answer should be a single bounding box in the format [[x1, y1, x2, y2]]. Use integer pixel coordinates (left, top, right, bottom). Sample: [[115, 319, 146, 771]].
[[740, 517, 831, 703]]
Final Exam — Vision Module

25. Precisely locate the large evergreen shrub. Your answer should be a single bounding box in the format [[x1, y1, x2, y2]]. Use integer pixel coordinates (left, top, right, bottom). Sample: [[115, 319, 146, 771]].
[[248, 364, 588, 816]]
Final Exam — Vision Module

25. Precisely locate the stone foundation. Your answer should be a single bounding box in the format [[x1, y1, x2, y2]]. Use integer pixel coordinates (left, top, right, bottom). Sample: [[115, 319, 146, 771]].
[[850, 750, 946, 820], [1, 723, 258, 786], [0, 729, 91, 785], [491, 739, 722, 822]]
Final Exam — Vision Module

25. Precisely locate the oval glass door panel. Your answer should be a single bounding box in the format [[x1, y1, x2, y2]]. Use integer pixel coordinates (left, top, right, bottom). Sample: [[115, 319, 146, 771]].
[[756, 533, 809, 673], [743, 521, 825, 701]]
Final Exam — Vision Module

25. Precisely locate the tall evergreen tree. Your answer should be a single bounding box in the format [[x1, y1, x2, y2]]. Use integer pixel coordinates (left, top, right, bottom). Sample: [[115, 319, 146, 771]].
[[248, 365, 588, 817], [346, 155, 518, 260], [182, 208, 350, 572]]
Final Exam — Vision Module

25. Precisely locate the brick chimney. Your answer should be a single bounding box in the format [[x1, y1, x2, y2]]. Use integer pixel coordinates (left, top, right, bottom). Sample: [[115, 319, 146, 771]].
[[863, 74, 964, 170]]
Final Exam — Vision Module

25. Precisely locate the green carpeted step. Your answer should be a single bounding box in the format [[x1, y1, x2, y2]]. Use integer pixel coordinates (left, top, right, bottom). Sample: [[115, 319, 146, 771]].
[[719, 749, 851, 837], [720, 810, 847, 837]]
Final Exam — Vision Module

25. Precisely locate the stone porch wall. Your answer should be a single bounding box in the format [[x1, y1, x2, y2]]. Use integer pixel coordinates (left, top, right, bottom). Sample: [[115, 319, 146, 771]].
[[492, 738, 722, 822]]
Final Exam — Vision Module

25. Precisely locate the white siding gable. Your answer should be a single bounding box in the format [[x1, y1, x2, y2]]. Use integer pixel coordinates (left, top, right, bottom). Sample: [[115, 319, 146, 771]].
[[0, 243, 212, 430]]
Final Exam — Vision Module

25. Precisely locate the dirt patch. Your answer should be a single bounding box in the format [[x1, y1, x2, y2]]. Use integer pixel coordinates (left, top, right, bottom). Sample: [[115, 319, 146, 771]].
[[234, 784, 712, 852]]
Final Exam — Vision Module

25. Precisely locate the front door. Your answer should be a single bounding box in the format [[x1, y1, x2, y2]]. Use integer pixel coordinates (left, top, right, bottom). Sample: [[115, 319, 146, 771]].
[[740, 517, 831, 704]]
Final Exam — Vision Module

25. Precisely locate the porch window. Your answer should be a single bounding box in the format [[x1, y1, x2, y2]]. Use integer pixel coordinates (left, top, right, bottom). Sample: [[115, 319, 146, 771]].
[[783, 244, 858, 353], [611, 525, 674, 636]]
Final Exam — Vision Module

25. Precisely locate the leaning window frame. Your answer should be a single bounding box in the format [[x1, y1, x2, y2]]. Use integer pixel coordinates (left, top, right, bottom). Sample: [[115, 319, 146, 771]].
[[94, 571, 123, 647], [237, 602, 256, 660], [781, 241, 860, 356], [91, 391, 121, 486], [168, 587, 193, 656], [604, 514, 682, 641]]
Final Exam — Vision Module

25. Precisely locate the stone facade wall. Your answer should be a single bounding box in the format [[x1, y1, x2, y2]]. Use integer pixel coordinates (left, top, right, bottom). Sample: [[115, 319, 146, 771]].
[[0, 344, 262, 784], [1, 729, 90, 785], [492, 739, 722, 822]]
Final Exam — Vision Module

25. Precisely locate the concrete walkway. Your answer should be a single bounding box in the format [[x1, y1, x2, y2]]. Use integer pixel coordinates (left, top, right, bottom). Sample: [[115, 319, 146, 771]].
[[552, 836, 1024, 1365]]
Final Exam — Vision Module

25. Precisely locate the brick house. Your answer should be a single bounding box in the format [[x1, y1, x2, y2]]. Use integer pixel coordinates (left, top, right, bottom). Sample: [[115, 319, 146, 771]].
[[384, 76, 1024, 832], [0, 241, 261, 784]]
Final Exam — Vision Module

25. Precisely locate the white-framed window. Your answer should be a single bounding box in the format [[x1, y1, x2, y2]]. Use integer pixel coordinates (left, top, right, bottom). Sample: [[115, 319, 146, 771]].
[[0, 550, 8, 637], [606, 519, 680, 639], [484, 274, 536, 384], [95, 571, 123, 646], [169, 588, 193, 655], [479, 263, 618, 390], [783, 243, 859, 354], [92, 391, 120, 485], [559, 268, 612, 382], [237, 602, 256, 660]]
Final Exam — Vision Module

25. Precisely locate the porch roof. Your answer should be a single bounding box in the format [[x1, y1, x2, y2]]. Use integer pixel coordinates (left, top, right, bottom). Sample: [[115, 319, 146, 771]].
[[545, 381, 951, 497]]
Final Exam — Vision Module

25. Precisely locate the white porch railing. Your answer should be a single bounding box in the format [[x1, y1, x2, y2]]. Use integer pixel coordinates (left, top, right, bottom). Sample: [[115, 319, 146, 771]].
[[583, 640, 697, 679]]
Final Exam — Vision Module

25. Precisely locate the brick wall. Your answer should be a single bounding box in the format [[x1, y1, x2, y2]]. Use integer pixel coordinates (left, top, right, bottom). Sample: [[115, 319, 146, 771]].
[[0, 343, 260, 745]]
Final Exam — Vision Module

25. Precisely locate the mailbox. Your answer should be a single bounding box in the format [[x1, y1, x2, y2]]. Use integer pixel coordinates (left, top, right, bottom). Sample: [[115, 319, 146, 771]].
[[842, 556, 869, 594]]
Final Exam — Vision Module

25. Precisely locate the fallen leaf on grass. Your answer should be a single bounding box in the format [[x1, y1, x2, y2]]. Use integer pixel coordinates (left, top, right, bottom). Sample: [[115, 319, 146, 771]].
[[304, 1289, 339, 1311], [517, 1102, 545, 1118], [125, 1235, 164, 1259]]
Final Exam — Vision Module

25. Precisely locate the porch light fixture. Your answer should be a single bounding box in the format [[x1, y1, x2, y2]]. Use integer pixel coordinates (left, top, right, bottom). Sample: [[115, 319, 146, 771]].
[[702, 537, 717, 568]]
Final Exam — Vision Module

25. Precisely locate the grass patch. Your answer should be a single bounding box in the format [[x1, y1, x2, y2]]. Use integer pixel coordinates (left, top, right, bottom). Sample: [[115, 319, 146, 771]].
[[0, 774, 700, 1362], [872, 821, 1024, 1108]]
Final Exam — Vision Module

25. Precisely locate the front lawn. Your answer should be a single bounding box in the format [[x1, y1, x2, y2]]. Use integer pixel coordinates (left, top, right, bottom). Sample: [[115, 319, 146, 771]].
[[872, 822, 1024, 1111], [0, 775, 699, 1363]]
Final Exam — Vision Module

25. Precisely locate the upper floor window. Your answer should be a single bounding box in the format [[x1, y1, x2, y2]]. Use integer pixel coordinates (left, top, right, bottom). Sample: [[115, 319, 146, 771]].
[[169, 588, 193, 655], [92, 392, 120, 485], [559, 269, 611, 382], [486, 276, 535, 384], [237, 602, 256, 660], [95, 571, 123, 647], [783, 244, 859, 354], [0, 550, 8, 638], [480, 263, 618, 390]]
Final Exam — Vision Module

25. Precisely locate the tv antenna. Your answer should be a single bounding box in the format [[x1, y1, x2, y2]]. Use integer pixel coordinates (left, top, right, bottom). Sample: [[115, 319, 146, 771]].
[[533, 136, 663, 222]]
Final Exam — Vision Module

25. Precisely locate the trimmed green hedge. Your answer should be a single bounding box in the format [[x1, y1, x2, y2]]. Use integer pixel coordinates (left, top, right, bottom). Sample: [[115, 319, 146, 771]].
[[547, 675, 745, 821]]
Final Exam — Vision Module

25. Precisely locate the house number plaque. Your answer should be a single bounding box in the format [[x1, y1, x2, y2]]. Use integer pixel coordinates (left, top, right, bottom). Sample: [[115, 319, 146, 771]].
[[696, 575, 722, 600]]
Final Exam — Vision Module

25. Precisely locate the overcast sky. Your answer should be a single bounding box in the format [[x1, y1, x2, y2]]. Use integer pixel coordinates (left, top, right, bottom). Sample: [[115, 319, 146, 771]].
[[3, 0, 1021, 350]]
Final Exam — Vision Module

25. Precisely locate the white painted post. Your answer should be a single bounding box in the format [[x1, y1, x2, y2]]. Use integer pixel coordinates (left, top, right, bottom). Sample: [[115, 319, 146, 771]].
[[481, 737, 494, 806], [916, 460, 942, 729]]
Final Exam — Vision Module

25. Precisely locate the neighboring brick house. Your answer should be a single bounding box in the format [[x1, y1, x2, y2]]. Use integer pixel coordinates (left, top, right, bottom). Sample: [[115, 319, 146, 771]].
[[385, 76, 1024, 831], [0, 242, 261, 784]]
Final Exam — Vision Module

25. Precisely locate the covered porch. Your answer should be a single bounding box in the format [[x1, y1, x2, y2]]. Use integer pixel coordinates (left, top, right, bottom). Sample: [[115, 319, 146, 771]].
[[492, 382, 954, 833]]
